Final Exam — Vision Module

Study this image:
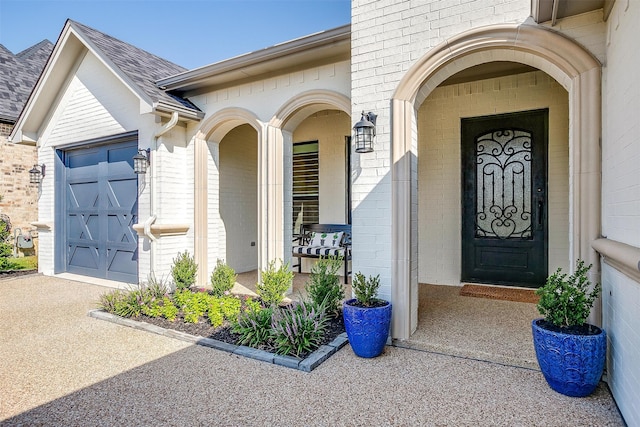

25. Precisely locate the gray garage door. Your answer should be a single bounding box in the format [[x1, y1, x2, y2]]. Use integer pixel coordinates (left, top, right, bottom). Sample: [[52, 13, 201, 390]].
[[62, 140, 138, 283]]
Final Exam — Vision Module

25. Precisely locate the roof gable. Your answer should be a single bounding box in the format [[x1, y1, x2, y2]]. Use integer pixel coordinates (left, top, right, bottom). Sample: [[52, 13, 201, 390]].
[[11, 20, 202, 144], [69, 21, 199, 113]]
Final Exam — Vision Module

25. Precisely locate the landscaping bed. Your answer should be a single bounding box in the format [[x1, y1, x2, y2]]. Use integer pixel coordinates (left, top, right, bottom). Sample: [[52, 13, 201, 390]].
[[136, 308, 346, 355], [96, 254, 350, 370]]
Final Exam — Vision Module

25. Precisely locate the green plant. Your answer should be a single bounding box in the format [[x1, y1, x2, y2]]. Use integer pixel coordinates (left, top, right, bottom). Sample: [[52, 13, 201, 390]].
[[9, 255, 37, 270], [232, 305, 274, 348], [98, 289, 126, 314], [0, 218, 13, 270], [206, 295, 242, 327], [174, 289, 211, 323], [113, 289, 146, 318], [256, 259, 294, 306], [271, 301, 329, 357], [142, 274, 170, 298], [159, 297, 179, 321], [142, 296, 179, 321], [171, 251, 198, 290], [535, 260, 601, 328], [210, 259, 237, 297], [305, 256, 344, 317], [351, 272, 382, 307]]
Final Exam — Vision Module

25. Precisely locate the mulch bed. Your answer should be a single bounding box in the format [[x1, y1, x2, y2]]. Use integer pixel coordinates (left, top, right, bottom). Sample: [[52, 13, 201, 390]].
[[137, 309, 345, 359]]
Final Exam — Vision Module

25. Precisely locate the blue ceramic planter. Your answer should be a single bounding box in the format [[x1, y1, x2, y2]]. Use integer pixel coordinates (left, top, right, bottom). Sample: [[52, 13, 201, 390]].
[[343, 298, 392, 358], [532, 318, 606, 397]]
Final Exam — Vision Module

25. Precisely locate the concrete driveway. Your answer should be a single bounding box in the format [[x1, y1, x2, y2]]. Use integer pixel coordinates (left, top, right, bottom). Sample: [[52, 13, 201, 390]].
[[0, 275, 625, 426]]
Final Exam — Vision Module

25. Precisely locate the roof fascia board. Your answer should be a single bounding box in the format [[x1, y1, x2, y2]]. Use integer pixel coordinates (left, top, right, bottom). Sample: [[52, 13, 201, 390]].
[[152, 101, 205, 122], [178, 52, 350, 98], [157, 24, 350, 92]]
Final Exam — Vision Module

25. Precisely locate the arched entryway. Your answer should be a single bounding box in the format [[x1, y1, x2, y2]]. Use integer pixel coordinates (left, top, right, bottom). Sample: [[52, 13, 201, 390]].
[[391, 24, 602, 340], [271, 90, 352, 276], [192, 108, 264, 286]]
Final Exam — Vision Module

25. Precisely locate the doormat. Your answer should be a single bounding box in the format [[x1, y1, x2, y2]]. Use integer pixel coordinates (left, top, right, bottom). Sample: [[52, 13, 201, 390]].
[[460, 284, 539, 304]]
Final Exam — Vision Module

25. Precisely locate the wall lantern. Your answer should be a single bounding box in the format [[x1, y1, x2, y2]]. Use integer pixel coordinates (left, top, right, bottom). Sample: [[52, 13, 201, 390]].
[[353, 111, 377, 153], [29, 164, 45, 184], [133, 148, 150, 174]]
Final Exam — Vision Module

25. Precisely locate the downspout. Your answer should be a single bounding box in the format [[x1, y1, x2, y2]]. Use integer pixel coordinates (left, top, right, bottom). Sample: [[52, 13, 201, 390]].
[[145, 111, 179, 278]]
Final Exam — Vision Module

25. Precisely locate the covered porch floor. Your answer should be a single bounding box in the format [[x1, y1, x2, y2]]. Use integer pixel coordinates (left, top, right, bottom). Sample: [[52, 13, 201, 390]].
[[397, 284, 539, 370]]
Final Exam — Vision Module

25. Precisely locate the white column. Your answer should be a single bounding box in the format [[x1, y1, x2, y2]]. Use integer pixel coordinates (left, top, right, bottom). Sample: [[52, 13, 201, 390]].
[[258, 125, 286, 273], [193, 132, 209, 287]]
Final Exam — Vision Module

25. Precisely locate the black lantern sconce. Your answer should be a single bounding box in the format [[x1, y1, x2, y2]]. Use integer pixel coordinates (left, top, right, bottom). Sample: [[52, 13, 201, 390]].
[[29, 164, 45, 184], [133, 148, 150, 174], [353, 111, 377, 153]]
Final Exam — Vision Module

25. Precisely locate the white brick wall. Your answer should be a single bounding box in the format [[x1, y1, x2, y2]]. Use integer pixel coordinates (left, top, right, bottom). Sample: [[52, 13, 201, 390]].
[[218, 124, 259, 273], [601, 0, 640, 424], [351, 0, 532, 299], [418, 71, 570, 285]]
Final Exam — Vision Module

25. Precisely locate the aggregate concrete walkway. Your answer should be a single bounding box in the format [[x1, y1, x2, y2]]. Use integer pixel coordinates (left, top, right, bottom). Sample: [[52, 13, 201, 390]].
[[0, 275, 625, 426]]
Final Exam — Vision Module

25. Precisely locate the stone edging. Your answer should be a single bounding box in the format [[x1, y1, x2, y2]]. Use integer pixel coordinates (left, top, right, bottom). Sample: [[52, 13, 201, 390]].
[[88, 309, 349, 372]]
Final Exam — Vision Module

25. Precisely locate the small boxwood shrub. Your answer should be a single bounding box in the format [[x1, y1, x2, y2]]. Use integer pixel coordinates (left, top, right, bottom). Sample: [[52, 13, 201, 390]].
[[171, 251, 198, 290], [305, 256, 344, 318], [256, 260, 293, 306], [210, 260, 237, 297]]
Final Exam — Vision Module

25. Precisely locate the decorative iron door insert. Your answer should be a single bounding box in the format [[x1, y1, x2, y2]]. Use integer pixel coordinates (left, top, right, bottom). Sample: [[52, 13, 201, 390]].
[[461, 109, 548, 287]]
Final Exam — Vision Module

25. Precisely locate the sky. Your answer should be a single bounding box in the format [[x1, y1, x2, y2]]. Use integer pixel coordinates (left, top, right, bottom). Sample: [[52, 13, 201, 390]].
[[0, 0, 350, 70]]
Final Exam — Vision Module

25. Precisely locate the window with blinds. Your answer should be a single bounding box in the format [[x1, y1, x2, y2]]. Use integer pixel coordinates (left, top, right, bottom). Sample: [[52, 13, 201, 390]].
[[293, 141, 319, 235]]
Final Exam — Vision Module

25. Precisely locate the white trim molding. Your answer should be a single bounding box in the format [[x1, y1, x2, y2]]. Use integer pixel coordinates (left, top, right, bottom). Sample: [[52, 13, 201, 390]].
[[592, 238, 640, 283]]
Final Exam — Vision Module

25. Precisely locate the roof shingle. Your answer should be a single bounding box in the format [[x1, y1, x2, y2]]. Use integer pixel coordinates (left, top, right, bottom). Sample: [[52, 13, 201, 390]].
[[70, 21, 200, 113], [0, 40, 53, 122]]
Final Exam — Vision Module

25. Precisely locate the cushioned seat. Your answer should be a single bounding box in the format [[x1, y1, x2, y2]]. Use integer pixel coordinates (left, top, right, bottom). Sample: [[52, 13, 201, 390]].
[[292, 224, 352, 283], [292, 245, 351, 258]]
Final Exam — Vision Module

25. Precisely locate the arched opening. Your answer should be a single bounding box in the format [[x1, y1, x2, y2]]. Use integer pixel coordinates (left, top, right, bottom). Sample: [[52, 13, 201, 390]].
[[391, 24, 602, 348], [272, 90, 352, 280], [192, 108, 263, 286], [219, 124, 259, 273]]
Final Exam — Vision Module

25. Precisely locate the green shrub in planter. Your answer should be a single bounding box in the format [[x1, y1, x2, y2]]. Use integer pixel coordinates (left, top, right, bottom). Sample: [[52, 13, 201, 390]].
[[532, 260, 606, 397], [535, 260, 601, 329]]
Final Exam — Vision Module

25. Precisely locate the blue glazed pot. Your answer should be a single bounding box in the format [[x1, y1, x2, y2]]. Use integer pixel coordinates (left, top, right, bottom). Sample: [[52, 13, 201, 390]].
[[531, 318, 606, 397], [343, 298, 392, 358]]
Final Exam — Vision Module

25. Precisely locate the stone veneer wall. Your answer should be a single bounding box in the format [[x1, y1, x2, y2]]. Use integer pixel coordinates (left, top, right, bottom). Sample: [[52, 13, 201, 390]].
[[0, 122, 38, 255]]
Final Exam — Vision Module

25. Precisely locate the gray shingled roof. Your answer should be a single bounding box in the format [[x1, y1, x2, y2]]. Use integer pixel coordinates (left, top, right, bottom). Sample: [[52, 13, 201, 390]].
[[0, 40, 53, 122], [70, 20, 200, 113]]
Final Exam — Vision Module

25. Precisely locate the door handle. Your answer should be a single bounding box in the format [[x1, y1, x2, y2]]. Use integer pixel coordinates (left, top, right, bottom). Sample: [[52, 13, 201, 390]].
[[537, 199, 544, 227]]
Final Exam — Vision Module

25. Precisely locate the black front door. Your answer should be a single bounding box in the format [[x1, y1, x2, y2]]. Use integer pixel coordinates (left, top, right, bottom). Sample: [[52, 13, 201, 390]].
[[461, 109, 548, 288]]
